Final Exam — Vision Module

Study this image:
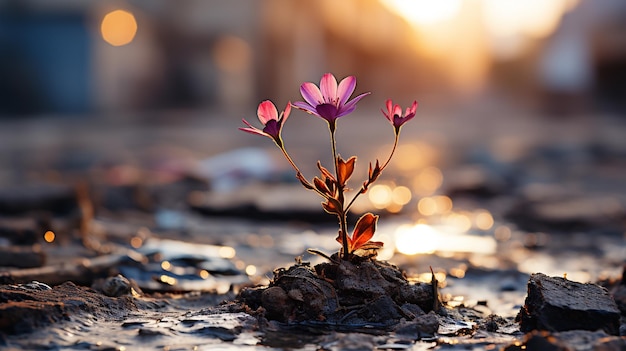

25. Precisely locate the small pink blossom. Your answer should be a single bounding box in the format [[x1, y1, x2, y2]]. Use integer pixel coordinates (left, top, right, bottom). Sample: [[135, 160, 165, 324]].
[[382, 99, 417, 133], [293, 73, 370, 126], [240, 100, 291, 147]]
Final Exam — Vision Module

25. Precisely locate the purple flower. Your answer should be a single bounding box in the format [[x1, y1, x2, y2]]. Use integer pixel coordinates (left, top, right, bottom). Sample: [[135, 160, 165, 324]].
[[382, 99, 417, 133], [293, 73, 370, 126], [240, 100, 291, 147]]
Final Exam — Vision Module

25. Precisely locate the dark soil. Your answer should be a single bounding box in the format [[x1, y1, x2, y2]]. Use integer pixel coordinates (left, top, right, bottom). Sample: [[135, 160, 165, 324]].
[[236, 258, 437, 327]]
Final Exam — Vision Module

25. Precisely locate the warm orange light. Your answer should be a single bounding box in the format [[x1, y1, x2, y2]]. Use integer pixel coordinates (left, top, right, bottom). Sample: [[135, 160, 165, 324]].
[[245, 265, 257, 276], [474, 210, 494, 230], [418, 197, 437, 216], [381, 0, 463, 26], [43, 230, 55, 243], [392, 186, 412, 206], [159, 275, 177, 285], [395, 224, 440, 255], [212, 35, 252, 74], [483, 0, 574, 39], [482, 0, 579, 58], [130, 236, 143, 249], [101, 10, 137, 47], [369, 184, 393, 209], [413, 167, 443, 196], [218, 246, 236, 259], [434, 195, 453, 214]]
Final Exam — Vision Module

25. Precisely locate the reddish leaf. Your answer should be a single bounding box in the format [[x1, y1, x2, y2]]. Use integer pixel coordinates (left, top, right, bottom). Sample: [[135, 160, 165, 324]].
[[337, 156, 356, 187], [349, 213, 378, 252], [314, 176, 331, 196], [322, 198, 342, 214], [317, 161, 335, 182]]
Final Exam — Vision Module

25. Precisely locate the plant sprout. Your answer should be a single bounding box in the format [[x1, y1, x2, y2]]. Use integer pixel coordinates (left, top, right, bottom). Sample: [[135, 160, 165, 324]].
[[240, 73, 417, 261]]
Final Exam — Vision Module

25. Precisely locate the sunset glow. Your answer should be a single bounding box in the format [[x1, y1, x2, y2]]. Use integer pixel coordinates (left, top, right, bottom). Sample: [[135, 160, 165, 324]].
[[381, 0, 463, 26]]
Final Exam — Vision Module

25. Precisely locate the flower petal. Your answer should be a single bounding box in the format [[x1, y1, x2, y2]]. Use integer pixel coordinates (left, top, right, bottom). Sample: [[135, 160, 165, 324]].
[[257, 100, 278, 125], [320, 73, 338, 103], [281, 102, 292, 124], [300, 82, 323, 107], [292, 101, 319, 116], [336, 92, 370, 118], [239, 126, 268, 137], [337, 76, 356, 105], [406, 100, 418, 117]]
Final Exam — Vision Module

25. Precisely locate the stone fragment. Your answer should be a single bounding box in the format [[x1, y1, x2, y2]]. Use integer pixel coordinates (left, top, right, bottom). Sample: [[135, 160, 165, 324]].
[[516, 273, 620, 335], [504, 330, 626, 351]]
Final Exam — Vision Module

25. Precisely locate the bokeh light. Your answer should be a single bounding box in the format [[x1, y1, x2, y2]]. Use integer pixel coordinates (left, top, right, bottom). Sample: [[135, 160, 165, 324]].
[[418, 195, 453, 216], [43, 230, 55, 243], [245, 265, 257, 276], [100, 10, 138, 47], [474, 209, 494, 230], [212, 35, 252, 74], [368, 184, 393, 209], [218, 246, 236, 259], [412, 166, 443, 196], [130, 236, 143, 248]]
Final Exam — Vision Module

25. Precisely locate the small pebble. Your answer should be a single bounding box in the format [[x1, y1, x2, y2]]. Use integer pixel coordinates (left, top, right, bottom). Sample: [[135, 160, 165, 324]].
[[101, 274, 131, 297]]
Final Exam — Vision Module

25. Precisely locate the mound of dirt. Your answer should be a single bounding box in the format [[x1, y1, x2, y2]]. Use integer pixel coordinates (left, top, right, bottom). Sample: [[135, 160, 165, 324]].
[[235, 258, 438, 327]]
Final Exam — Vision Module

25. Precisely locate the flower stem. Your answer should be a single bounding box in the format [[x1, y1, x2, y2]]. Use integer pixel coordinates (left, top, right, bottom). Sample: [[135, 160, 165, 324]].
[[329, 123, 350, 259], [344, 133, 400, 213], [279, 145, 328, 198], [380, 132, 400, 171]]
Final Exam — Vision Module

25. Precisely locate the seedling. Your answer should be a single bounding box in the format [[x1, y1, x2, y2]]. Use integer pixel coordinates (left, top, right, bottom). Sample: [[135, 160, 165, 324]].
[[240, 73, 416, 261]]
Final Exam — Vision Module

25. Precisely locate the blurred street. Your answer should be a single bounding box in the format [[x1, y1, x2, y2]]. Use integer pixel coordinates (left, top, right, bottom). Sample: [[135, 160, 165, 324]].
[[1, 1, 625, 349]]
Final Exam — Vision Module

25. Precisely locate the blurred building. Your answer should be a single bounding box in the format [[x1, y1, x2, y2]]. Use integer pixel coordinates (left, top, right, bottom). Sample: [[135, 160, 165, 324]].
[[0, 0, 625, 117]]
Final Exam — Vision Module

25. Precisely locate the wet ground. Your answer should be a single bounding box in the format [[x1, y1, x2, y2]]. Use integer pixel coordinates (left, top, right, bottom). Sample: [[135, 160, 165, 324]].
[[0, 96, 625, 349]]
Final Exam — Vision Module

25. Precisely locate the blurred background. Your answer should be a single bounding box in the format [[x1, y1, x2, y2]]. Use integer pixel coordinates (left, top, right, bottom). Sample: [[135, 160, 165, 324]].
[[1, 0, 625, 117], [0, 0, 625, 289]]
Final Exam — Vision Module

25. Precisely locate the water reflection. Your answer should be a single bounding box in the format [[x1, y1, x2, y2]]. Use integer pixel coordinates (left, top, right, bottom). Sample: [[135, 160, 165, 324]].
[[393, 222, 497, 256]]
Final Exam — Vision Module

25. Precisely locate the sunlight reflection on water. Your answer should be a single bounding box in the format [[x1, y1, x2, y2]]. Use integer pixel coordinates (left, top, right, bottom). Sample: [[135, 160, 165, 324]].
[[393, 222, 497, 256]]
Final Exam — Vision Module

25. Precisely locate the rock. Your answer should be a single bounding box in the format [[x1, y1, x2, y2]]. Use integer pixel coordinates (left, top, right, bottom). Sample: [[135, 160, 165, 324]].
[[261, 286, 294, 322], [393, 312, 439, 340], [99, 274, 132, 297], [516, 273, 620, 335], [503, 330, 626, 351], [0, 281, 136, 334], [502, 330, 570, 351]]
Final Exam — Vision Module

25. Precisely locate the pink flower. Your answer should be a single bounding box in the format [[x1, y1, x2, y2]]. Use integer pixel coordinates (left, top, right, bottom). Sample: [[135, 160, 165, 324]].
[[240, 100, 291, 147], [382, 99, 417, 133], [293, 73, 370, 126]]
